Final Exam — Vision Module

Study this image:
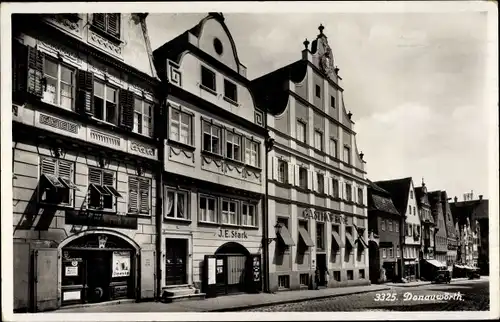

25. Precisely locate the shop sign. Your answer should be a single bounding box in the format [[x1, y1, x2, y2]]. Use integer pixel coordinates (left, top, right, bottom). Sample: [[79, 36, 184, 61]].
[[65, 210, 138, 230], [302, 208, 347, 224], [217, 229, 248, 239], [112, 251, 131, 277]]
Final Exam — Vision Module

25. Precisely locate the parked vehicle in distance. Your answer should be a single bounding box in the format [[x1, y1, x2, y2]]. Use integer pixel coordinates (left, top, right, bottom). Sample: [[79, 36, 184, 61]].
[[434, 269, 451, 284], [467, 268, 481, 280]]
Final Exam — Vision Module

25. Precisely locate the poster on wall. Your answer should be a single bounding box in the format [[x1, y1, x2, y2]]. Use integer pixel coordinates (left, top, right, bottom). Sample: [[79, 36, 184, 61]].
[[207, 257, 216, 285], [112, 251, 131, 278], [65, 266, 78, 277]]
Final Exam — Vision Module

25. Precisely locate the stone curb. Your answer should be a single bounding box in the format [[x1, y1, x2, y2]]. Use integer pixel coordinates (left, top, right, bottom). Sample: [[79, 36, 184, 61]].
[[208, 287, 391, 312]]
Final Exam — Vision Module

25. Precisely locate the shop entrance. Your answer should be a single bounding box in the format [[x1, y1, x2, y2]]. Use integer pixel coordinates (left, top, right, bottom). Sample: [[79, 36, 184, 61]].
[[61, 233, 136, 306], [165, 238, 187, 286], [215, 242, 250, 295], [316, 254, 327, 286]]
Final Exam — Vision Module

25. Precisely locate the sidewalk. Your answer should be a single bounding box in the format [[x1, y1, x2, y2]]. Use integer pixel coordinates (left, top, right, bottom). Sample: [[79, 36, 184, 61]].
[[385, 277, 473, 288], [53, 284, 390, 313]]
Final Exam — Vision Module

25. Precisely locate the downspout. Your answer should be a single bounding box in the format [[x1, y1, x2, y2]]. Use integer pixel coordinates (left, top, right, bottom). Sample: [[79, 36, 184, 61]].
[[263, 104, 271, 293], [400, 214, 406, 281]]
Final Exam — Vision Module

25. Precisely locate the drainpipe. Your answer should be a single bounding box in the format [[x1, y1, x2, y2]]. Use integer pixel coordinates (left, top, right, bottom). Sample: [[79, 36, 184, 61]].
[[400, 214, 405, 281], [262, 105, 272, 293]]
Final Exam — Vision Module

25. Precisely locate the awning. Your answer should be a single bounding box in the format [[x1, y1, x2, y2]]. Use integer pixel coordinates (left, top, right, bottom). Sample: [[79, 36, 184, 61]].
[[331, 231, 345, 248], [425, 259, 447, 269], [298, 227, 314, 247], [42, 173, 65, 189], [379, 241, 393, 248], [59, 177, 80, 191], [90, 184, 122, 198], [104, 185, 123, 198], [345, 231, 355, 248], [357, 236, 368, 249], [277, 223, 295, 246]]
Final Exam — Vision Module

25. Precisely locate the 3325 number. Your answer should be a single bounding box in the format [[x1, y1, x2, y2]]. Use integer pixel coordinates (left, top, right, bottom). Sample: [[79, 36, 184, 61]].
[[374, 292, 398, 301]]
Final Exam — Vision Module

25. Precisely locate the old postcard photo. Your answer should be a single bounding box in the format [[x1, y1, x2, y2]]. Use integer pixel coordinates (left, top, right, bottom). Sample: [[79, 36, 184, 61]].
[[1, 1, 498, 321]]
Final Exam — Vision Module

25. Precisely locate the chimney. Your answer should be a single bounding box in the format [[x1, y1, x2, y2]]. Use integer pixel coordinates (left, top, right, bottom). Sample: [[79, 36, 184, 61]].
[[479, 195, 483, 200], [454, 196, 458, 203]]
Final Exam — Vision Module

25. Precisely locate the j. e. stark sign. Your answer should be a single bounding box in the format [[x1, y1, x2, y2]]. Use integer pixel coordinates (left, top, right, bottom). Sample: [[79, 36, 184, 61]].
[[302, 208, 348, 224]]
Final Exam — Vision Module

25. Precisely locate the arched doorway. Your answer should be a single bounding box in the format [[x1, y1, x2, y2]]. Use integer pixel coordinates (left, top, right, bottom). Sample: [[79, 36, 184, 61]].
[[60, 232, 138, 306], [368, 240, 380, 284], [214, 242, 251, 295]]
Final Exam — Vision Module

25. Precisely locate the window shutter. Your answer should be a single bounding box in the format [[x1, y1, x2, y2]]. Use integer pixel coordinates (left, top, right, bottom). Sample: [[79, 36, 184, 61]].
[[40, 158, 57, 175], [128, 177, 138, 212], [294, 165, 300, 186], [12, 42, 28, 100], [327, 176, 333, 195], [287, 162, 294, 184], [26, 46, 44, 97], [107, 14, 120, 38], [93, 14, 106, 30], [273, 157, 279, 181], [119, 90, 134, 130], [76, 70, 94, 115], [89, 168, 102, 185], [103, 171, 114, 186], [139, 179, 150, 214], [58, 161, 72, 179], [307, 170, 313, 190]]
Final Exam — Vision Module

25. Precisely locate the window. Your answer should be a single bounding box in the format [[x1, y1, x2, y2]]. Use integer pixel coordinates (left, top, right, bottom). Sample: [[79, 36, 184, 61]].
[[278, 275, 290, 289], [133, 97, 153, 137], [43, 57, 75, 110], [357, 188, 363, 205], [408, 224, 413, 236], [128, 177, 150, 214], [296, 120, 306, 143], [343, 146, 351, 164], [88, 168, 121, 210], [359, 269, 365, 279], [202, 121, 221, 154], [382, 248, 387, 258], [410, 191, 413, 199], [199, 195, 217, 223], [317, 173, 324, 194], [299, 167, 308, 189], [314, 130, 323, 151], [221, 199, 238, 225], [93, 13, 120, 38], [225, 132, 242, 161], [241, 203, 257, 227], [389, 248, 394, 258], [39, 157, 77, 205], [396, 222, 399, 233], [329, 139, 337, 158], [333, 271, 341, 282], [316, 223, 325, 250], [201, 66, 216, 91], [396, 246, 400, 258], [388, 220, 393, 232], [278, 160, 288, 184], [345, 183, 352, 202], [315, 84, 321, 98], [170, 109, 192, 145], [330, 95, 335, 108], [332, 178, 339, 198], [224, 79, 237, 102], [300, 274, 309, 286], [165, 189, 188, 219], [381, 219, 386, 231], [413, 206, 416, 215], [245, 139, 260, 167], [409, 206, 411, 214], [347, 270, 353, 280], [94, 80, 118, 124]]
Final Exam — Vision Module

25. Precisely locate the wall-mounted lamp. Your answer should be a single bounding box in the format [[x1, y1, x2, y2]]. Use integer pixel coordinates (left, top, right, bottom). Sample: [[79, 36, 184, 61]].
[[266, 222, 282, 245]]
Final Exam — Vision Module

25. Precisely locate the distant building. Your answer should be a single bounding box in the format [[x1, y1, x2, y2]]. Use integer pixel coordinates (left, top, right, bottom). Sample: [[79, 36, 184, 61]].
[[367, 180, 402, 283], [252, 24, 370, 291], [450, 194, 488, 274], [375, 177, 421, 281], [429, 191, 448, 266], [415, 181, 435, 260], [441, 191, 458, 269]]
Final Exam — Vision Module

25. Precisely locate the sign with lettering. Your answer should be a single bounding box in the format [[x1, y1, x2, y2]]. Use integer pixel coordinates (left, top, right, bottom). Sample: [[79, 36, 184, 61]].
[[302, 208, 347, 224], [65, 210, 138, 230], [217, 229, 248, 239]]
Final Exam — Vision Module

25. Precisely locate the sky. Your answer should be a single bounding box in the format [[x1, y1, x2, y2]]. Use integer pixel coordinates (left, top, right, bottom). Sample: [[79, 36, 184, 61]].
[[146, 10, 492, 201]]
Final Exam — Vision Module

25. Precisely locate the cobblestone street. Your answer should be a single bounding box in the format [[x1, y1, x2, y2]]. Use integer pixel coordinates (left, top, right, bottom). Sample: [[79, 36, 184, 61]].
[[241, 279, 489, 312]]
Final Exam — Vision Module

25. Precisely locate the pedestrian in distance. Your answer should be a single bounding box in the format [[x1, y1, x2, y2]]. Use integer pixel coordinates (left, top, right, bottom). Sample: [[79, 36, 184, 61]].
[[324, 267, 330, 287], [315, 268, 321, 290]]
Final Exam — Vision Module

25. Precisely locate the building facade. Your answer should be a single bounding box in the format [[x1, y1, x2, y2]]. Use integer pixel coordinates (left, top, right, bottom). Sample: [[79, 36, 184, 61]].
[[442, 191, 458, 269], [375, 178, 421, 281], [153, 13, 267, 298], [429, 191, 448, 265], [415, 181, 435, 260], [252, 25, 370, 292], [367, 181, 401, 283], [12, 13, 161, 312]]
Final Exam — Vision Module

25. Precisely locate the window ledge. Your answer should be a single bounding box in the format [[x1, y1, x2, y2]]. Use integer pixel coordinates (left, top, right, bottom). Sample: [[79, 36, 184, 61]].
[[89, 24, 123, 45], [199, 83, 217, 96], [127, 212, 151, 219], [87, 208, 117, 214], [164, 217, 192, 223], [224, 157, 245, 167], [38, 202, 75, 210], [198, 220, 219, 226], [168, 139, 196, 152], [240, 225, 259, 230], [296, 186, 311, 194], [244, 163, 262, 172], [223, 96, 239, 106], [313, 148, 324, 154]]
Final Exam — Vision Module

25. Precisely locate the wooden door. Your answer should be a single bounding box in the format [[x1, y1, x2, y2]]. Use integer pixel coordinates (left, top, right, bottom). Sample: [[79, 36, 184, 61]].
[[165, 239, 187, 286], [226, 255, 246, 293], [86, 252, 112, 303], [35, 248, 58, 312], [140, 249, 155, 299]]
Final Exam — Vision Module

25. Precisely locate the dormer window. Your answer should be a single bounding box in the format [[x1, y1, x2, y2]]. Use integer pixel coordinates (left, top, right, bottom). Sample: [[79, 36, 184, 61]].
[[201, 66, 216, 92], [92, 13, 120, 39], [224, 79, 237, 103]]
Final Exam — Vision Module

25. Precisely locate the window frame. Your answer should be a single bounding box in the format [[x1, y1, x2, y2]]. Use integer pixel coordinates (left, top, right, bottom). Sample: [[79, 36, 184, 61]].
[[381, 219, 386, 231], [332, 178, 339, 198], [128, 176, 151, 215], [317, 172, 324, 194], [201, 65, 216, 92], [296, 120, 307, 143], [244, 138, 260, 168], [357, 187, 363, 205], [315, 84, 321, 98], [241, 202, 258, 228], [42, 56, 76, 111], [223, 78, 238, 103], [221, 198, 239, 226], [388, 220, 393, 232], [330, 95, 336, 108], [170, 108, 193, 146], [198, 194, 218, 224], [38, 157, 76, 207], [93, 14, 121, 39], [202, 120, 222, 155], [165, 188, 190, 220], [389, 247, 394, 258], [329, 138, 337, 158], [298, 167, 308, 189], [93, 79, 118, 125], [345, 183, 352, 202], [343, 146, 351, 164], [382, 248, 387, 259], [133, 96, 154, 137], [87, 167, 120, 211], [225, 130, 242, 162], [314, 130, 323, 151], [277, 159, 288, 184], [316, 222, 325, 250]]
